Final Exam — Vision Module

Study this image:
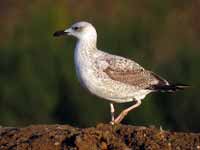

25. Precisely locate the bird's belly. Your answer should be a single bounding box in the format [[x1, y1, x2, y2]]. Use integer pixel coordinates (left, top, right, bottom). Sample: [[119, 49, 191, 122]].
[[76, 72, 142, 103], [75, 61, 150, 103]]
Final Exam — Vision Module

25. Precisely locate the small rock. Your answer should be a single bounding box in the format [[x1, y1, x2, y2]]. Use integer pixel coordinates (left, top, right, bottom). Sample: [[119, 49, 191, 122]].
[[54, 142, 60, 146]]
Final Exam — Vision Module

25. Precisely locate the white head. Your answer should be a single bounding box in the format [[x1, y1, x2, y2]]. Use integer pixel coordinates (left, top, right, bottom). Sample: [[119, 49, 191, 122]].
[[54, 21, 97, 42]]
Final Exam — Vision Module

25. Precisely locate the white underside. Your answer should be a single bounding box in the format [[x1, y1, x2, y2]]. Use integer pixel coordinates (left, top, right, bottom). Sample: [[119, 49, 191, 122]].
[[97, 89, 152, 103]]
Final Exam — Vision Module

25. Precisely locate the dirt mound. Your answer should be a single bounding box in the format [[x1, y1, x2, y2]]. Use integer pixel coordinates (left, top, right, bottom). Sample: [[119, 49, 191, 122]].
[[0, 124, 200, 150]]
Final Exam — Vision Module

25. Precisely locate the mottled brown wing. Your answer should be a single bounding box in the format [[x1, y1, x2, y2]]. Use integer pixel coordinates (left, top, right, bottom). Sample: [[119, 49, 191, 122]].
[[103, 66, 168, 89], [97, 52, 168, 89]]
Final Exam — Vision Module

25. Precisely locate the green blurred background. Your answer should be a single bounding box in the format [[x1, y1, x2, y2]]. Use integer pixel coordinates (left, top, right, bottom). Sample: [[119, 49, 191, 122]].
[[0, 0, 199, 132]]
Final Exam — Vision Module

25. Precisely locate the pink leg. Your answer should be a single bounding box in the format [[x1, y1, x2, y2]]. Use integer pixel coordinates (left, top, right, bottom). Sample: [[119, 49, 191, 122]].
[[111, 100, 141, 125]]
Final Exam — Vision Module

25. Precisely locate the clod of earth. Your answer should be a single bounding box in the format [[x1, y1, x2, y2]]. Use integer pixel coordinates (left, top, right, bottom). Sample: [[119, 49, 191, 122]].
[[0, 124, 200, 150]]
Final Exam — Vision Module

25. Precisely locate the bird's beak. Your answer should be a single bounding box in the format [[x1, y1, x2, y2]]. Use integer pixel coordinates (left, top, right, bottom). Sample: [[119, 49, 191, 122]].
[[53, 28, 71, 37]]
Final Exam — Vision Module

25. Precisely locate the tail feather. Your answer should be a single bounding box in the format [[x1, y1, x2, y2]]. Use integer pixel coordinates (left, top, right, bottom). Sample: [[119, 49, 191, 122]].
[[149, 83, 190, 92]]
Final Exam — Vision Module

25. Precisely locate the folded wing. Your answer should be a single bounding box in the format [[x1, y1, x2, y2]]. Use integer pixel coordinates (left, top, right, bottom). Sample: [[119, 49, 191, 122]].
[[97, 52, 169, 90]]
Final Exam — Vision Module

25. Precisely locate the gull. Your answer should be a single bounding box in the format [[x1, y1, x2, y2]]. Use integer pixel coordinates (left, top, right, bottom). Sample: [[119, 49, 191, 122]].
[[53, 21, 189, 124]]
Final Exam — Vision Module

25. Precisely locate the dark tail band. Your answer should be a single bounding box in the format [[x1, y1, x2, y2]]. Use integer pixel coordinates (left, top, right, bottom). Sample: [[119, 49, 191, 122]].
[[148, 83, 190, 92]]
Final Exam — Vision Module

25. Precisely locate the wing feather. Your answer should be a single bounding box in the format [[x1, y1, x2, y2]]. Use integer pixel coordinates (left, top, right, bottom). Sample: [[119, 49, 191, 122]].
[[97, 52, 168, 89]]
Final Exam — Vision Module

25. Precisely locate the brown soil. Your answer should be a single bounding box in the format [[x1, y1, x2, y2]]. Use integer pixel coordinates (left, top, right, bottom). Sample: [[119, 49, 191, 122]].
[[0, 124, 200, 150]]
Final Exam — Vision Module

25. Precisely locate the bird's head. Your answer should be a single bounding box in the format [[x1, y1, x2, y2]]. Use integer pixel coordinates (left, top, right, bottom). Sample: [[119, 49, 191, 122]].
[[53, 21, 97, 41]]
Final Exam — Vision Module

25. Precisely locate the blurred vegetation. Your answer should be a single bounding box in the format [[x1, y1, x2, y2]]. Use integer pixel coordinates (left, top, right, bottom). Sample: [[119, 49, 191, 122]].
[[0, 0, 199, 132]]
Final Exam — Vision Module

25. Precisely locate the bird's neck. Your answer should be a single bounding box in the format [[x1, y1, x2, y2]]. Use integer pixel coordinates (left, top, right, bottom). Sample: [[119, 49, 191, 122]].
[[75, 38, 97, 52], [74, 38, 97, 67]]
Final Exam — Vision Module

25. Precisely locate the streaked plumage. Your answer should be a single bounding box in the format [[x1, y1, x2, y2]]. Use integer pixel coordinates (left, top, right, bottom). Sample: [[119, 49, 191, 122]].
[[54, 21, 189, 124]]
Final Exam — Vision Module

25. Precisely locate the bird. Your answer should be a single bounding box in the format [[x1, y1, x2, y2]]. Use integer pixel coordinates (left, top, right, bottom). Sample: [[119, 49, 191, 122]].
[[53, 21, 189, 125]]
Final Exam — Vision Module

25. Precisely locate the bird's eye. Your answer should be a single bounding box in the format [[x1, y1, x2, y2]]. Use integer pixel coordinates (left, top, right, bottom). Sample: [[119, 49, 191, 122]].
[[72, 26, 79, 31]]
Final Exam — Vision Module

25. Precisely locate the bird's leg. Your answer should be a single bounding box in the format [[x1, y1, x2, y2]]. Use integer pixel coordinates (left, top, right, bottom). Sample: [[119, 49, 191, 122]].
[[112, 100, 141, 124], [110, 103, 115, 124]]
